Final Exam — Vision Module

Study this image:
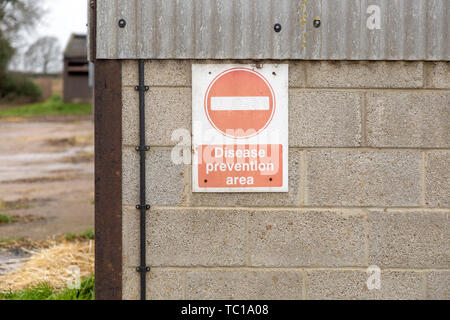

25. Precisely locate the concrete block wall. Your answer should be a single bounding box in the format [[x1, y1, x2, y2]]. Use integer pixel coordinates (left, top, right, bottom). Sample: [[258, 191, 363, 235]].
[[121, 60, 450, 300]]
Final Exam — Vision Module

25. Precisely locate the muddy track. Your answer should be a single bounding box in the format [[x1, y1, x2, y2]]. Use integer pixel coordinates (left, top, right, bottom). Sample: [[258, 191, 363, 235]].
[[0, 117, 94, 241]]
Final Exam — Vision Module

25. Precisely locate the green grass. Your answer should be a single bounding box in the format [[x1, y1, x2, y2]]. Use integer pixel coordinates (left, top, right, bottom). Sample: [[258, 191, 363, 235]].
[[0, 274, 95, 300], [65, 228, 95, 241], [0, 237, 24, 243], [0, 213, 16, 224], [0, 95, 92, 118]]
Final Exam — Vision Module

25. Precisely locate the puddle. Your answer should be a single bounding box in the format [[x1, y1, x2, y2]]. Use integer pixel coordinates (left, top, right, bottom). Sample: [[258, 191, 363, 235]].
[[0, 248, 32, 275], [0, 163, 92, 183], [0, 146, 93, 164], [0, 146, 94, 183]]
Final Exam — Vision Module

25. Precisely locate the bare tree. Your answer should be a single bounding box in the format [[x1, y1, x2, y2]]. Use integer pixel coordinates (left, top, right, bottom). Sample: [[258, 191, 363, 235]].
[[0, 0, 43, 43], [0, 0, 44, 73], [25, 36, 61, 74]]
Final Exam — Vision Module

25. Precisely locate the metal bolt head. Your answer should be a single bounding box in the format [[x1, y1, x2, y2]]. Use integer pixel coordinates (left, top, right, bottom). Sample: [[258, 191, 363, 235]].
[[118, 19, 126, 28], [274, 23, 282, 33], [313, 19, 321, 28]]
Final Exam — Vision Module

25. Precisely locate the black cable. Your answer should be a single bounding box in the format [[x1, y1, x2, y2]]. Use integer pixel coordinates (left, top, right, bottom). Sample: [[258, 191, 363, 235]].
[[136, 59, 149, 300]]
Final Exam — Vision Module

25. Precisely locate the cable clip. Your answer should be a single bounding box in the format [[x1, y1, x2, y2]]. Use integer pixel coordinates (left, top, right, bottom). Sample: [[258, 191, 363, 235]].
[[134, 85, 149, 91], [135, 146, 150, 152], [136, 266, 151, 273], [136, 204, 151, 210]]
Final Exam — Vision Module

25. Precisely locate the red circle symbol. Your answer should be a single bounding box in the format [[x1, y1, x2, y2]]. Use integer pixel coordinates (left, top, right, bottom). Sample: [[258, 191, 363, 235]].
[[205, 68, 276, 139]]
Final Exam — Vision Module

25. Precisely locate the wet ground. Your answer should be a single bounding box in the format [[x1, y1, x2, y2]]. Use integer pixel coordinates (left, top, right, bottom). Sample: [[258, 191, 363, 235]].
[[0, 248, 32, 276], [0, 117, 94, 241]]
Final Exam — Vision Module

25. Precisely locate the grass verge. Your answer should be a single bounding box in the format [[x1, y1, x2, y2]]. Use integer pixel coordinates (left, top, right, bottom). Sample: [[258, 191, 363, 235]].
[[0, 95, 92, 118], [0, 237, 24, 244], [0, 274, 95, 300], [0, 213, 16, 224], [65, 228, 95, 241]]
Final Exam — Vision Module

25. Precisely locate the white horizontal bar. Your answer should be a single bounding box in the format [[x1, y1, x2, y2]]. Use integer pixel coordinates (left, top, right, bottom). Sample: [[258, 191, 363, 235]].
[[211, 96, 270, 111]]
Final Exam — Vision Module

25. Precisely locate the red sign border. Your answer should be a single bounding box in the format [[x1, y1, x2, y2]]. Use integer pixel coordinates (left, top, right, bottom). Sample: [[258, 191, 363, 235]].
[[204, 67, 276, 139]]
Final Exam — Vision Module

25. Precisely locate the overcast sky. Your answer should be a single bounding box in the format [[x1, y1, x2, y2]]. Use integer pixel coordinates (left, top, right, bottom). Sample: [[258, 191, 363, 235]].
[[33, 0, 88, 50], [13, 0, 87, 72]]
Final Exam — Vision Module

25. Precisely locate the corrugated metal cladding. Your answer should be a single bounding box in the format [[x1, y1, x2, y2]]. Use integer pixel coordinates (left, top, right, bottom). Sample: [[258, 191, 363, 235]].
[[95, 0, 449, 61]]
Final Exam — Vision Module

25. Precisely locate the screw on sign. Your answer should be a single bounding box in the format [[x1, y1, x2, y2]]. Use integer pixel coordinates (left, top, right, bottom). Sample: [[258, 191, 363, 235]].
[[192, 64, 289, 193], [205, 68, 276, 139]]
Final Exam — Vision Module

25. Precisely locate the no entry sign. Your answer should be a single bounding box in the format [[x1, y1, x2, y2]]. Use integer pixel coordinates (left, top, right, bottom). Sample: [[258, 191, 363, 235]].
[[205, 67, 275, 138], [192, 64, 288, 192]]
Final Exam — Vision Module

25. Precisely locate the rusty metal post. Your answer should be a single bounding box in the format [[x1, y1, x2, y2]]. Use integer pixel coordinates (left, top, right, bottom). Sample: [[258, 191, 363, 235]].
[[94, 60, 123, 300]]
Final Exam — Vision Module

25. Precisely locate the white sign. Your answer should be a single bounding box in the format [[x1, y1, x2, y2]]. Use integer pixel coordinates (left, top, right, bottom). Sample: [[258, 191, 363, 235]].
[[192, 64, 288, 193]]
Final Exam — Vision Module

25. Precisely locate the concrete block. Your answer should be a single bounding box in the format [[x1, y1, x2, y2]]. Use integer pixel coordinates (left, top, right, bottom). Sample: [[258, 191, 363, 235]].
[[122, 266, 140, 300], [426, 271, 450, 300], [248, 210, 367, 267], [146, 147, 187, 206], [290, 90, 362, 147], [426, 152, 450, 207], [122, 60, 191, 87], [145, 60, 191, 87], [147, 208, 248, 267], [122, 86, 139, 146], [367, 92, 450, 148], [122, 148, 139, 207], [186, 270, 303, 300], [306, 270, 424, 300], [122, 207, 140, 267], [307, 61, 423, 88], [122, 60, 138, 87], [289, 62, 306, 88], [369, 210, 450, 268], [306, 150, 422, 207], [189, 149, 302, 207], [122, 147, 186, 206], [427, 62, 450, 89], [122, 266, 185, 300], [148, 268, 186, 300], [122, 86, 192, 146]]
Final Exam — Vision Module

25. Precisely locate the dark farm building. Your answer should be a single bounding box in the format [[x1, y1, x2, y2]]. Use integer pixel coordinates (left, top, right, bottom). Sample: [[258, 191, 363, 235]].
[[63, 34, 92, 103]]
